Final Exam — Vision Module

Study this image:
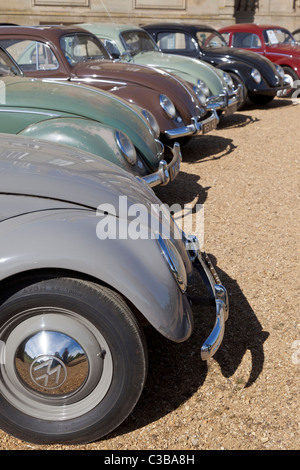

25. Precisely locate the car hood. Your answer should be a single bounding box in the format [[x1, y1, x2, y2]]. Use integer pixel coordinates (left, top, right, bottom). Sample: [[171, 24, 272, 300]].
[[72, 59, 201, 119], [131, 51, 226, 95], [0, 134, 160, 216], [204, 46, 280, 81], [1, 76, 160, 166], [73, 58, 184, 92]]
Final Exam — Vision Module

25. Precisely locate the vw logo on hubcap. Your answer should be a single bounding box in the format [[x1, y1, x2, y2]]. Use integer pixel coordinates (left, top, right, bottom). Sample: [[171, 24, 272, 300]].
[[30, 355, 67, 390]]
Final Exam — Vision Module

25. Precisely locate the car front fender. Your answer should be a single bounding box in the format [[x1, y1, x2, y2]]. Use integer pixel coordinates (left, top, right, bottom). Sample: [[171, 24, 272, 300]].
[[18, 117, 147, 175], [0, 209, 193, 343]]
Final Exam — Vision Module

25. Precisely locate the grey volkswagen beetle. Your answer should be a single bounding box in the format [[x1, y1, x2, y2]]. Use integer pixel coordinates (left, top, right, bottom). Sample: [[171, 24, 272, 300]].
[[0, 134, 228, 445]]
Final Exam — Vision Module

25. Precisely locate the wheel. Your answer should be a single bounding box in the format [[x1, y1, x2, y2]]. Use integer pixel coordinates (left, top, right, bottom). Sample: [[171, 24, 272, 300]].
[[0, 276, 147, 445], [277, 66, 299, 98], [248, 93, 275, 106], [229, 72, 248, 109]]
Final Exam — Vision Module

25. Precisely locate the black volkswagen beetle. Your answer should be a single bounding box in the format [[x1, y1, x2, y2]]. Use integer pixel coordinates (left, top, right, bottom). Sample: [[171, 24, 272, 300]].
[[144, 23, 288, 108]]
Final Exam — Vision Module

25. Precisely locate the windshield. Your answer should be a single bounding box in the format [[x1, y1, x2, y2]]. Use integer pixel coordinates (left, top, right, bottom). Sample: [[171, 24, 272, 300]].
[[263, 28, 296, 46], [0, 46, 22, 76], [59, 33, 110, 65], [196, 30, 227, 48], [121, 30, 160, 55]]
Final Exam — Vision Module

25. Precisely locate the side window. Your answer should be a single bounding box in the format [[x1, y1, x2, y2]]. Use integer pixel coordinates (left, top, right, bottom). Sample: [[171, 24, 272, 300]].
[[101, 38, 121, 57], [157, 32, 197, 52], [1, 39, 58, 71], [232, 32, 261, 48]]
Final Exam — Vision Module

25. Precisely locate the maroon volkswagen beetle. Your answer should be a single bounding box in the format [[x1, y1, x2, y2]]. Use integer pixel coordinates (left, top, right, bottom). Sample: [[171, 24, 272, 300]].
[[219, 23, 300, 97], [0, 25, 218, 143]]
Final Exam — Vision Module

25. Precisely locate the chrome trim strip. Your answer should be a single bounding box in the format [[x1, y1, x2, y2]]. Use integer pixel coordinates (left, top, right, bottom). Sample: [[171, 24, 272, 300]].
[[0, 109, 60, 117], [70, 78, 128, 86], [267, 52, 294, 58]]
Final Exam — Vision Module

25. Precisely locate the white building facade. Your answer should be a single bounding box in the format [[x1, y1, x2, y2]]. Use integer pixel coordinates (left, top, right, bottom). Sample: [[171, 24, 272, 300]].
[[1, 1, 299, 32]]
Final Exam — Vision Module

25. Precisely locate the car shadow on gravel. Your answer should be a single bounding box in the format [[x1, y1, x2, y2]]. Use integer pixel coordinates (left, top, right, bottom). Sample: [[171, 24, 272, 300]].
[[102, 171, 269, 443], [155, 170, 210, 208], [180, 134, 238, 164], [218, 112, 260, 130], [243, 97, 293, 111], [217, 97, 293, 130], [102, 254, 269, 443], [207, 255, 269, 389]]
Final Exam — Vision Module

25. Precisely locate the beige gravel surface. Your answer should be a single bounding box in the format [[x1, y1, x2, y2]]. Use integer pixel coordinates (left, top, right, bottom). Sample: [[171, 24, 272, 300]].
[[0, 97, 299, 450]]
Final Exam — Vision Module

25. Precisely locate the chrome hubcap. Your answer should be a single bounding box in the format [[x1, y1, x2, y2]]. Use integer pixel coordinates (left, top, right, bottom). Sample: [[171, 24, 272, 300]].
[[0, 308, 113, 420], [15, 331, 88, 396]]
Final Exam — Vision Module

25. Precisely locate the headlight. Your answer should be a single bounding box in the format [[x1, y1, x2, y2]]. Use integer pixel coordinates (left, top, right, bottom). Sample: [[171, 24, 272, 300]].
[[160, 94, 176, 118], [115, 130, 137, 165], [141, 109, 160, 138], [197, 79, 210, 97], [223, 72, 234, 90], [156, 234, 187, 293], [275, 64, 284, 79], [251, 68, 262, 84], [193, 85, 207, 106]]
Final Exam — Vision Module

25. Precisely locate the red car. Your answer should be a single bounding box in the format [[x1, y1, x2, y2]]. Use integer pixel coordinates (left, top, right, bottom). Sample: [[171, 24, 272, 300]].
[[219, 24, 300, 97]]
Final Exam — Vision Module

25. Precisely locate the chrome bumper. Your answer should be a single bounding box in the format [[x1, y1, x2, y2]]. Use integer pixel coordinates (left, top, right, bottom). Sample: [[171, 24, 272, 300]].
[[142, 142, 182, 188], [164, 110, 219, 139], [207, 85, 241, 115], [193, 251, 229, 360]]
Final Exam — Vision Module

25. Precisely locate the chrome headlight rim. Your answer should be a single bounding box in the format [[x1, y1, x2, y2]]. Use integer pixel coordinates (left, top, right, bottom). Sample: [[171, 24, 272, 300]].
[[156, 234, 187, 293], [159, 94, 176, 119], [115, 130, 137, 165], [251, 68, 262, 84], [141, 109, 160, 138], [193, 85, 207, 106], [197, 79, 210, 97]]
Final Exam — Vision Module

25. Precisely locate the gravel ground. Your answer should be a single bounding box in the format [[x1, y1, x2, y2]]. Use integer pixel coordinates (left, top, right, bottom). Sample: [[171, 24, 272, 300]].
[[0, 97, 299, 451]]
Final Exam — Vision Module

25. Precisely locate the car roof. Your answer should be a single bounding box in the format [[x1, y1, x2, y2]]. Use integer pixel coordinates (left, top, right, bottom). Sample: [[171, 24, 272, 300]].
[[0, 25, 95, 40], [80, 23, 147, 34], [144, 23, 216, 34], [220, 23, 288, 31]]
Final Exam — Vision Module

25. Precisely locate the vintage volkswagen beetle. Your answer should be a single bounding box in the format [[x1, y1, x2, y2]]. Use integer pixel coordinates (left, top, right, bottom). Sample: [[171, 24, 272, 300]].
[[219, 23, 300, 97], [144, 23, 287, 107], [0, 25, 219, 143], [78, 23, 241, 117], [0, 46, 181, 187], [0, 134, 229, 444]]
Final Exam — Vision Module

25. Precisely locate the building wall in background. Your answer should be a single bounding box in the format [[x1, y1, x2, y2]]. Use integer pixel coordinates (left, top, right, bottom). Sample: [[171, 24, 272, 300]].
[[1, 0, 299, 31]]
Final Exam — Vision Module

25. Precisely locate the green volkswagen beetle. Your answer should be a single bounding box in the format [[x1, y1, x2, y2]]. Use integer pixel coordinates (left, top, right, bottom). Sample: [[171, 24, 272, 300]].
[[0, 46, 181, 187], [79, 23, 241, 116]]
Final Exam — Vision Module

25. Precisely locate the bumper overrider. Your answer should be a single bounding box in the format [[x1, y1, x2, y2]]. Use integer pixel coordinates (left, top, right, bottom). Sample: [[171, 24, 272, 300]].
[[187, 244, 229, 360], [142, 141, 182, 187], [164, 109, 219, 140], [207, 85, 242, 115]]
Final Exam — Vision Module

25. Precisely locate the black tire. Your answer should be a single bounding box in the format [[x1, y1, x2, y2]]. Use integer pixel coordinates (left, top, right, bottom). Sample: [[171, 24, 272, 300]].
[[0, 276, 147, 445], [229, 72, 248, 109], [248, 93, 275, 106], [278, 66, 299, 98]]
